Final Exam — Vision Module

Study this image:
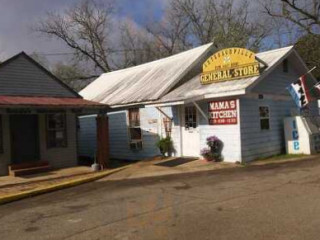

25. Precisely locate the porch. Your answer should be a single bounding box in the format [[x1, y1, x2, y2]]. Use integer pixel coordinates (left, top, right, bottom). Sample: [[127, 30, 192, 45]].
[[0, 96, 109, 176]]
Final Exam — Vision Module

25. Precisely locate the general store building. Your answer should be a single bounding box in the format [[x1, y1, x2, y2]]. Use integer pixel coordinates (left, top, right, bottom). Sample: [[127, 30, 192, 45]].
[[79, 43, 319, 163]]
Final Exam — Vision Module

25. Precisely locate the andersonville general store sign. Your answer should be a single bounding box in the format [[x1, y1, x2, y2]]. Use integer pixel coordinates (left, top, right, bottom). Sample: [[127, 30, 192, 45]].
[[200, 47, 260, 84], [209, 99, 237, 125]]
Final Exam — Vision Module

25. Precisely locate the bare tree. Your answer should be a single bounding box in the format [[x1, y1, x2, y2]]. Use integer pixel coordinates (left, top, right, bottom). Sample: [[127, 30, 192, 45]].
[[35, 0, 114, 73], [118, 4, 192, 68], [267, 16, 303, 48], [144, 3, 192, 55], [30, 52, 51, 69], [52, 62, 98, 91], [171, 0, 270, 50], [263, 0, 320, 35], [34, 0, 273, 87], [117, 20, 158, 67]]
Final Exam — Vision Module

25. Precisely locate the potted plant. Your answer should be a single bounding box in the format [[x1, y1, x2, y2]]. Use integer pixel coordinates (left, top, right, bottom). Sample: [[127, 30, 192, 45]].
[[156, 136, 173, 157], [201, 135, 223, 162], [91, 153, 100, 171], [207, 136, 220, 152], [200, 148, 214, 161]]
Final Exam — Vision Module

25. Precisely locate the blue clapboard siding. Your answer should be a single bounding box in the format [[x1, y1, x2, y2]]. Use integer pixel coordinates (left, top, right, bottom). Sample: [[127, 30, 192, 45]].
[[239, 97, 295, 162], [198, 101, 242, 162], [240, 62, 299, 162], [253, 60, 298, 95], [78, 106, 181, 160], [78, 115, 97, 158], [0, 54, 77, 97], [108, 108, 159, 160]]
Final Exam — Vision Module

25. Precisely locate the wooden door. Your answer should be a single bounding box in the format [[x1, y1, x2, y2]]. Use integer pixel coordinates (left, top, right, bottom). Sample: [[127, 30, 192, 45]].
[[10, 115, 39, 164]]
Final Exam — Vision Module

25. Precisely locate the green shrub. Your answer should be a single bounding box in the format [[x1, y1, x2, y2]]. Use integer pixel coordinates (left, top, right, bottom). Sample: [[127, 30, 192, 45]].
[[156, 136, 173, 156]]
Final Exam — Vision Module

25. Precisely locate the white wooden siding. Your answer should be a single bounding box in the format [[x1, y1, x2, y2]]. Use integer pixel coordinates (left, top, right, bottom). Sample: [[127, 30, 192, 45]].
[[198, 101, 242, 162], [0, 55, 76, 97]]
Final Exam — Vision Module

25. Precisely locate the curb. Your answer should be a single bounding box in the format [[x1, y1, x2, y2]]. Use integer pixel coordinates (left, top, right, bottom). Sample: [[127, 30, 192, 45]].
[[0, 166, 128, 205], [247, 155, 319, 166]]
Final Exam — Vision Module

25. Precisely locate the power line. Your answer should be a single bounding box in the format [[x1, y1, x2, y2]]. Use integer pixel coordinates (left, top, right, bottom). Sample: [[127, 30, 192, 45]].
[[37, 48, 153, 57]]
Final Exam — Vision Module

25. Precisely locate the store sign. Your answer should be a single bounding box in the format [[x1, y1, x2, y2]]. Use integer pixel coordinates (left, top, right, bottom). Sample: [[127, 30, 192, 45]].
[[208, 99, 237, 125], [291, 119, 300, 151], [201, 48, 260, 85]]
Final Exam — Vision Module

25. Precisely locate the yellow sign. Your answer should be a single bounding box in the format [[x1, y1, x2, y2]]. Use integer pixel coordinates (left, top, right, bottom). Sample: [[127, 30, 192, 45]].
[[200, 48, 260, 85]]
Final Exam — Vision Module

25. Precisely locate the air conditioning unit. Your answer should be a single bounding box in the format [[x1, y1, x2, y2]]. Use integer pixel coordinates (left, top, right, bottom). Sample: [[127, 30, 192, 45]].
[[130, 141, 143, 151]]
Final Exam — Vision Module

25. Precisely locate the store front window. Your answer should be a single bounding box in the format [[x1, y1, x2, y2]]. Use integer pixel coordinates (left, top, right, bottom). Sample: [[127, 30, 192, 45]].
[[46, 113, 67, 148], [128, 108, 142, 150]]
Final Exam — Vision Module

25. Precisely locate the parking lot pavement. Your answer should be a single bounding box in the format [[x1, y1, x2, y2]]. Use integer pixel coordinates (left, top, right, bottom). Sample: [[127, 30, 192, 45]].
[[1, 157, 320, 240]]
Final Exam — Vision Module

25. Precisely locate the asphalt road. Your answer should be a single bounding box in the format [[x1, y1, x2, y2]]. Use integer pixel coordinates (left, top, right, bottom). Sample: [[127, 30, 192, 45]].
[[1, 158, 320, 240]]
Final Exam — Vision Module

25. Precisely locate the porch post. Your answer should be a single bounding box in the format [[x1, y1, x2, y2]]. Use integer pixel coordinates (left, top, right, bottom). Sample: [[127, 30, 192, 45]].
[[96, 114, 109, 169]]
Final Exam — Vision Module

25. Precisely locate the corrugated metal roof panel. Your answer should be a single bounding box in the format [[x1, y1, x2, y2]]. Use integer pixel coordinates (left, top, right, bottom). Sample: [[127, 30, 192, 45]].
[[0, 96, 107, 108], [81, 44, 294, 107], [80, 43, 214, 105]]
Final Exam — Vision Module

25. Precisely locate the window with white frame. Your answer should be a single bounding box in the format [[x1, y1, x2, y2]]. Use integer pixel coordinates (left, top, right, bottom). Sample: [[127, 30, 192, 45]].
[[128, 108, 142, 150], [259, 106, 270, 130], [184, 106, 197, 129], [46, 113, 67, 148]]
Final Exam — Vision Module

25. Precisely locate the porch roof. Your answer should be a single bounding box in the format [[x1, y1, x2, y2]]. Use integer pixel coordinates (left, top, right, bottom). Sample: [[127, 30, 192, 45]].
[[0, 96, 108, 109]]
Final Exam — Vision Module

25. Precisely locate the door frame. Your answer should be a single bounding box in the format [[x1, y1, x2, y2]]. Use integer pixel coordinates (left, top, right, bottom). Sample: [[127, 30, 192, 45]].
[[180, 105, 200, 157], [10, 114, 40, 164]]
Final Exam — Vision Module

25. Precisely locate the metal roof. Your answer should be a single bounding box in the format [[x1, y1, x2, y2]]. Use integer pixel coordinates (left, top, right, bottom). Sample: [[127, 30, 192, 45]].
[[80, 43, 214, 105], [0, 96, 107, 109], [81, 44, 294, 107], [157, 46, 294, 104]]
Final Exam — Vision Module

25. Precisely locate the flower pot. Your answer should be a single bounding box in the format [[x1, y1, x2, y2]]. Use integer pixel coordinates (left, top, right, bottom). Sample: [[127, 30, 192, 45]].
[[91, 163, 100, 172], [203, 157, 213, 162]]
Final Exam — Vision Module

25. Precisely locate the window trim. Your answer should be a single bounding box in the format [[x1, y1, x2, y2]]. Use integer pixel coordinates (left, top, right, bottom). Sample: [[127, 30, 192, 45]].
[[127, 108, 143, 150], [184, 106, 198, 130], [259, 105, 270, 131], [46, 113, 68, 148]]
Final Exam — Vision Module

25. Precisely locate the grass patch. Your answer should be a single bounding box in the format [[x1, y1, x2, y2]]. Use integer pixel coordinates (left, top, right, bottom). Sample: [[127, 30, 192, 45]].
[[255, 153, 307, 162]]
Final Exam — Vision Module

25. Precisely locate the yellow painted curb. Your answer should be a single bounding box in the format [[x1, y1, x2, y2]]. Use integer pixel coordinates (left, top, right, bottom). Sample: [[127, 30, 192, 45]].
[[0, 166, 128, 205]]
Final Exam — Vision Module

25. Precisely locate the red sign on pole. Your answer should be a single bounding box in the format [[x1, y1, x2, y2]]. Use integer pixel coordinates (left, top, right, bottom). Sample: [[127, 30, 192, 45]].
[[208, 99, 237, 125]]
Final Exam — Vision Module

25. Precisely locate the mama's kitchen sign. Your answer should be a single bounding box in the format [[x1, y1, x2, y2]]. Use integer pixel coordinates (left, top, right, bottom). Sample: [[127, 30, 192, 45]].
[[201, 48, 260, 85], [209, 99, 237, 125]]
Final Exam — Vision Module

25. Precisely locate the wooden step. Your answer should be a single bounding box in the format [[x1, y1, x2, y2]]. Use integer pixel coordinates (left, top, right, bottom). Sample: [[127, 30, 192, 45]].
[[8, 161, 52, 177]]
